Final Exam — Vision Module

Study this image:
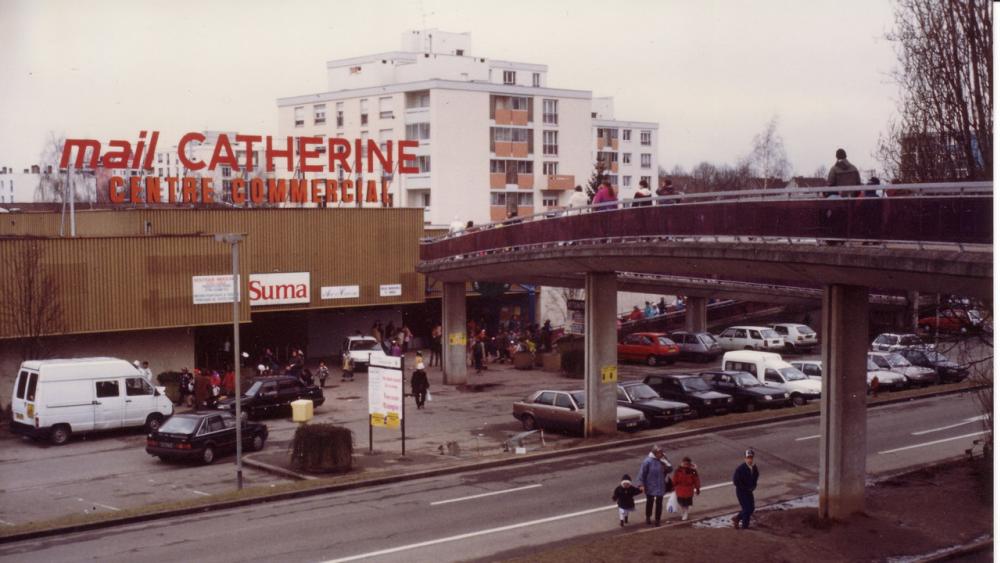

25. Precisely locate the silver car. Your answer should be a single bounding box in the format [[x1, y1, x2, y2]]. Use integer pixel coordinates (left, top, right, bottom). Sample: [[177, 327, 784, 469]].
[[868, 352, 937, 386], [669, 331, 724, 362], [512, 389, 647, 434]]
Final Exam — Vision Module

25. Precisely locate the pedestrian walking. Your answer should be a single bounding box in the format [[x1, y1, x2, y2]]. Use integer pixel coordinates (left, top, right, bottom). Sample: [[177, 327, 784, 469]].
[[472, 333, 486, 374], [612, 474, 643, 527], [193, 369, 211, 409], [732, 448, 760, 529], [591, 180, 618, 211], [178, 368, 194, 407], [430, 324, 443, 367], [317, 361, 330, 388], [672, 457, 701, 521], [567, 185, 589, 209], [826, 148, 862, 197], [637, 444, 673, 527], [341, 353, 355, 382], [631, 179, 653, 207], [138, 360, 153, 385], [411, 360, 429, 409]]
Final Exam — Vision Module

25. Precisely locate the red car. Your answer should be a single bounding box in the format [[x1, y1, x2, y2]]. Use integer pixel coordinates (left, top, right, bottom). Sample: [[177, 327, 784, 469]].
[[618, 332, 681, 366], [918, 309, 978, 334]]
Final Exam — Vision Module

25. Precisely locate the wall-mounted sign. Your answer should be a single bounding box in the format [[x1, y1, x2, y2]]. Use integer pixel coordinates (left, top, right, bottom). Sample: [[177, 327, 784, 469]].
[[601, 365, 618, 384], [321, 285, 360, 300], [248, 272, 310, 307], [192, 275, 240, 305], [379, 283, 402, 297]]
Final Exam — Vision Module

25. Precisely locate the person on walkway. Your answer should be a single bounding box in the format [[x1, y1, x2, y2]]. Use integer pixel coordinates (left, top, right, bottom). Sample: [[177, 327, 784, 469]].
[[317, 361, 330, 388], [430, 324, 443, 367], [221, 367, 236, 397], [637, 444, 673, 526], [341, 353, 355, 382], [472, 332, 487, 374], [390, 339, 403, 357], [672, 456, 702, 521], [178, 368, 194, 407], [827, 148, 862, 196], [628, 306, 643, 322], [591, 181, 618, 211], [657, 297, 668, 315], [567, 185, 590, 209], [612, 474, 643, 527], [643, 301, 656, 319], [631, 179, 653, 207], [138, 361, 153, 385], [193, 369, 211, 409], [732, 448, 760, 529], [410, 361, 429, 409]]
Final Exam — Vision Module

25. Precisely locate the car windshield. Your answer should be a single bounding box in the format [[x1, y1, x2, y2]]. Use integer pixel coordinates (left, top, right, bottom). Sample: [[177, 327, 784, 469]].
[[867, 359, 881, 371], [627, 384, 661, 400], [779, 367, 807, 381], [795, 325, 815, 335], [924, 351, 950, 362], [350, 340, 380, 351], [870, 355, 891, 369], [761, 329, 780, 338], [245, 381, 263, 396], [886, 354, 912, 367], [159, 416, 201, 434], [656, 337, 675, 346], [570, 391, 585, 407], [681, 378, 712, 392], [698, 334, 718, 345], [968, 310, 982, 323], [898, 335, 922, 346], [733, 373, 759, 387]]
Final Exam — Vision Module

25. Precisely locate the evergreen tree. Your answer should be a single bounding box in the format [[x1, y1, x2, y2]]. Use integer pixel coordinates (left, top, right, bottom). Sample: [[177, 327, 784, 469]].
[[585, 160, 607, 201]]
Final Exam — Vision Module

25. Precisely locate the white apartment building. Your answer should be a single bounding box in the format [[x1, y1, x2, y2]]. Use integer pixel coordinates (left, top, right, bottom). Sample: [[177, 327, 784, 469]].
[[591, 97, 659, 200], [151, 131, 272, 204], [277, 29, 659, 226], [0, 165, 97, 204]]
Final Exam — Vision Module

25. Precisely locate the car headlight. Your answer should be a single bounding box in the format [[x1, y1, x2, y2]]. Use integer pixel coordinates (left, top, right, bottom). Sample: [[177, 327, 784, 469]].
[[727, 398, 734, 403], [764, 395, 772, 400], [784, 393, 790, 398]]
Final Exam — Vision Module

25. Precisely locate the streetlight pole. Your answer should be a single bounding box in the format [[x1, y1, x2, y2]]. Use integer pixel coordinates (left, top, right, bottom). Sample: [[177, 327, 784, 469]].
[[216, 233, 244, 490]]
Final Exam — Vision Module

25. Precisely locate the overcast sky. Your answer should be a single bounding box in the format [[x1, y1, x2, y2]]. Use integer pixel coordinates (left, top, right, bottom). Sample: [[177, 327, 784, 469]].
[[0, 0, 899, 178]]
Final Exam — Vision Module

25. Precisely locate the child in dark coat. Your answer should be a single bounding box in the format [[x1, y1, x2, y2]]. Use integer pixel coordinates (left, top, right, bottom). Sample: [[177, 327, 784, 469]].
[[612, 474, 643, 527]]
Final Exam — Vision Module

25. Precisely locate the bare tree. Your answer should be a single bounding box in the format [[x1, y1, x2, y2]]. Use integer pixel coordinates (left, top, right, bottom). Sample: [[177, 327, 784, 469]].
[[35, 132, 97, 203], [0, 241, 65, 361], [745, 115, 791, 189], [877, 0, 992, 182]]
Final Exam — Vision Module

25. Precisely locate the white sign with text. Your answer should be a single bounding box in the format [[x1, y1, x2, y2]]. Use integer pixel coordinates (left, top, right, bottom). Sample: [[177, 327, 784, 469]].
[[321, 285, 360, 300], [379, 283, 402, 297], [192, 275, 240, 305]]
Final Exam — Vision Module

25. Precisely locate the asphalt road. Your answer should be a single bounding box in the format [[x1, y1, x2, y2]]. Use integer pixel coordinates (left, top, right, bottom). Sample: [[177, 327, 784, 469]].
[[0, 391, 985, 563]]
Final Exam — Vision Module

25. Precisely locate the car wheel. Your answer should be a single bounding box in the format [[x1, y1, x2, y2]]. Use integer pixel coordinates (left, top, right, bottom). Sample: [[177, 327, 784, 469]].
[[250, 433, 265, 452], [744, 402, 756, 413], [50, 424, 71, 446], [145, 413, 164, 433], [791, 394, 806, 407], [521, 414, 537, 431], [201, 445, 216, 465], [646, 355, 658, 367]]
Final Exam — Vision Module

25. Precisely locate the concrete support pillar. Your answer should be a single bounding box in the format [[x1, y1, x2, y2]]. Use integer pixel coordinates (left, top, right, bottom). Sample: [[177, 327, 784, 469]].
[[907, 291, 920, 333], [684, 296, 708, 333], [584, 272, 618, 437], [819, 284, 869, 520], [442, 281, 468, 385]]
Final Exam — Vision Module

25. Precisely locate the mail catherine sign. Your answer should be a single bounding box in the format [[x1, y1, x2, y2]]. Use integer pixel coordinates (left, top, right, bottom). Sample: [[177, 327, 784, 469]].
[[60, 131, 420, 206]]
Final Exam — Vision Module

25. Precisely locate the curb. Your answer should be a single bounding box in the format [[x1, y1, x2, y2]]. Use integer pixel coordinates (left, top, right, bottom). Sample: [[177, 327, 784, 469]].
[[918, 537, 994, 562], [0, 384, 983, 544]]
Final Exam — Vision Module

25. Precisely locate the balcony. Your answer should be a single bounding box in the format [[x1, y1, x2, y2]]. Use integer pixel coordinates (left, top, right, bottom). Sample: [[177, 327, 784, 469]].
[[597, 137, 607, 149], [495, 141, 513, 157], [511, 142, 528, 158], [490, 173, 506, 189], [546, 174, 574, 190], [517, 174, 533, 189], [511, 110, 528, 126], [495, 108, 512, 124]]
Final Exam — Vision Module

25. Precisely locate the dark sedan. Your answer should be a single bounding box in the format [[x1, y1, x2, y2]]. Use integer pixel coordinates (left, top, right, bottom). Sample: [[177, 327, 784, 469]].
[[898, 348, 969, 383], [616, 382, 693, 426], [642, 373, 734, 416], [700, 370, 791, 412], [218, 375, 325, 418], [146, 412, 268, 465]]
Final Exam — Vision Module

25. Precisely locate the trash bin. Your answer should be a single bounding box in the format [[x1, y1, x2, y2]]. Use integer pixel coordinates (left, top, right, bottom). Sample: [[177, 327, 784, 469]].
[[291, 399, 313, 423]]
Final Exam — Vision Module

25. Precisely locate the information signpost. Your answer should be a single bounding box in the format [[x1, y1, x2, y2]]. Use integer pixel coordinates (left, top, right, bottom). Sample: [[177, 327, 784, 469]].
[[368, 354, 406, 456]]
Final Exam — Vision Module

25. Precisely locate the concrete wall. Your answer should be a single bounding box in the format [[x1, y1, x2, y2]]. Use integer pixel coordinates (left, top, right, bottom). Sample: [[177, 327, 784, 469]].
[[431, 88, 491, 225], [306, 306, 403, 358]]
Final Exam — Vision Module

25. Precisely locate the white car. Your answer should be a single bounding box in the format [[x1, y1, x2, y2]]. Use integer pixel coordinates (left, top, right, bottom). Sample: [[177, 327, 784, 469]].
[[790, 360, 822, 380], [792, 359, 907, 392], [772, 324, 818, 352], [870, 333, 926, 353], [716, 326, 786, 351], [342, 336, 388, 369], [868, 352, 936, 386]]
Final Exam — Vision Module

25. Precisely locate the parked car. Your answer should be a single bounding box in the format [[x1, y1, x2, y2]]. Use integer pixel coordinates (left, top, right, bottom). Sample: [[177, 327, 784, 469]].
[[342, 335, 388, 369], [716, 326, 786, 352], [917, 309, 979, 335], [771, 323, 818, 352], [642, 373, 734, 416], [722, 351, 820, 406], [898, 348, 969, 383], [146, 411, 268, 464], [866, 359, 909, 391], [868, 352, 937, 386], [871, 333, 926, 352], [217, 375, 325, 418], [10, 357, 174, 445], [668, 331, 724, 362], [616, 382, 693, 426], [700, 370, 791, 412], [512, 389, 647, 434], [790, 360, 822, 380], [617, 332, 681, 366]]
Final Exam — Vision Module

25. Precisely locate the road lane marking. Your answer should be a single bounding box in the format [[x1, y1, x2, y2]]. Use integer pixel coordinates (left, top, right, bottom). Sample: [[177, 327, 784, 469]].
[[329, 481, 733, 562], [0, 520, 14, 527], [430, 484, 542, 506], [190, 489, 211, 497], [94, 502, 121, 512], [878, 431, 985, 455], [795, 434, 821, 441], [911, 415, 986, 436]]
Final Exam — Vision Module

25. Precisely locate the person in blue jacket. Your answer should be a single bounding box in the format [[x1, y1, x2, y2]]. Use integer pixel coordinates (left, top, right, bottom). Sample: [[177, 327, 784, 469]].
[[637, 444, 673, 527], [732, 448, 760, 529]]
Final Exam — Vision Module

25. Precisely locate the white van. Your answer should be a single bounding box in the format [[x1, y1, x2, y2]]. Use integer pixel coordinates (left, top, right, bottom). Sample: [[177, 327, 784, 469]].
[[722, 350, 821, 406], [10, 357, 174, 445]]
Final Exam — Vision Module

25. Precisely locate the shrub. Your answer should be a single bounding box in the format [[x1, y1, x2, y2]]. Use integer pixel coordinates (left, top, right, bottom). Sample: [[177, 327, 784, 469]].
[[561, 349, 585, 379], [290, 423, 354, 473]]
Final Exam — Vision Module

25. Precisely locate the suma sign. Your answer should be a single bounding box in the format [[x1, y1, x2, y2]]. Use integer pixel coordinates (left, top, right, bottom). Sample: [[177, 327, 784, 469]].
[[248, 272, 310, 307]]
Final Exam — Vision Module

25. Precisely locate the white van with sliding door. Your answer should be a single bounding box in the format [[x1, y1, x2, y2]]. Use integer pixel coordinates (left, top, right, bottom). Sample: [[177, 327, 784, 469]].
[[722, 350, 821, 406], [10, 357, 174, 445]]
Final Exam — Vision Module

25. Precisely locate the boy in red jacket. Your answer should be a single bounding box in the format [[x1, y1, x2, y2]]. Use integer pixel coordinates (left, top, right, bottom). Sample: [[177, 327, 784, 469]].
[[672, 457, 701, 521]]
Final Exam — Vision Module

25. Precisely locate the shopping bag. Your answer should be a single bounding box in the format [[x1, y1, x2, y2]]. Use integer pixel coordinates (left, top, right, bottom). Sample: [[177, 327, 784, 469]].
[[666, 492, 679, 514], [426, 390, 432, 402]]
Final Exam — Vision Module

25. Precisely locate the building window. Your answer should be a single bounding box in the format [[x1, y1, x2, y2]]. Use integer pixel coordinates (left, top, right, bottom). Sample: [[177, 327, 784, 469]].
[[622, 153, 632, 165], [360, 99, 369, 126], [503, 70, 516, 85], [378, 129, 392, 152], [406, 91, 430, 109], [623, 175, 632, 187], [542, 196, 558, 207], [336, 102, 344, 127], [641, 175, 651, 187], [378, 97, 393, 119], [543, 161, 559, 175], [405, 123, 430, 141], [597, 127, 619, 140], [511, 96, 529, 110], [313, 104, 326, 125], [623, 129, 632, 141], [543, 99, 558, 125], [532, 73, 540, 87], [360, 131, 369, 158], [543, 130, 558, 156], [640, 130, 651, 145], [294, 106, 304, 127], [641, 154, 652, 168], [221, 166, 232, 178], [415, 155, 431, 173], [157, 153, 163, 163]]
